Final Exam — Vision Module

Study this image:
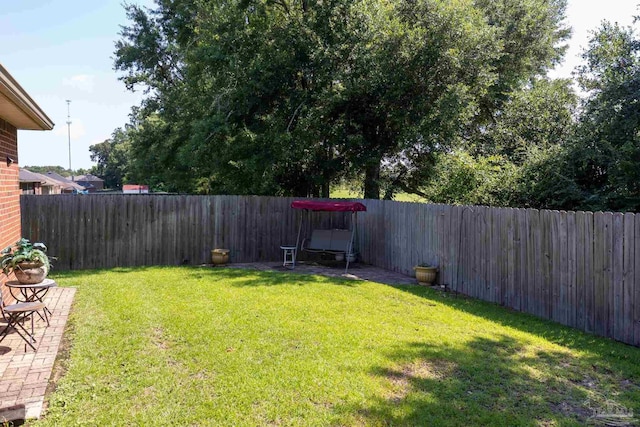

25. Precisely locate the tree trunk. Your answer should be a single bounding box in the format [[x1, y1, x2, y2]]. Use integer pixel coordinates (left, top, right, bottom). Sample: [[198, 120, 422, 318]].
[[321, 183, 330, 198], [383, 187, 395, 200], [311, 186, 320, 198], [364, 161, 381, 199], [321, 143, 332, 198]]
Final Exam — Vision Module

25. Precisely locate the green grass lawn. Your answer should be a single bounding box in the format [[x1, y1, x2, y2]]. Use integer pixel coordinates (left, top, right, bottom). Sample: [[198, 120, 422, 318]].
[[330, 185, 426, 202], [34, 267, 640, 426]]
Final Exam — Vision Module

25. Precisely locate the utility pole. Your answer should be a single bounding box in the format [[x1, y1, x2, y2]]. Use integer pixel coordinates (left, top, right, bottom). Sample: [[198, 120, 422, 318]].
[[66, 100, 72, 180]]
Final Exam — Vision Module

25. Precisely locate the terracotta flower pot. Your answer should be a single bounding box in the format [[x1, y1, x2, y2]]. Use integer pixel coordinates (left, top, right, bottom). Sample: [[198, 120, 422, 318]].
[[414, 266, 437, 286], [14, 261, 48, 284]]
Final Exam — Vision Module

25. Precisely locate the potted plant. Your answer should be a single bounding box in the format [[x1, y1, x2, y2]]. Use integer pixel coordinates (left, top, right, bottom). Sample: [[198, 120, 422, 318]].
[[1, 238, 53, 284], [413, 265, 438, 286]]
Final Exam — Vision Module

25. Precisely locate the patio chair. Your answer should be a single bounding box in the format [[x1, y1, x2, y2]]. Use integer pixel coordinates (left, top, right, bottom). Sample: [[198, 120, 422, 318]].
[[0, 291, 48, 351]]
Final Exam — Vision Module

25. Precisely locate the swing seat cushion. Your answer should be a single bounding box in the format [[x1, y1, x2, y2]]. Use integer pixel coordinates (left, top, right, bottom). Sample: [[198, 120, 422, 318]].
[[303, 229, 353, 253]]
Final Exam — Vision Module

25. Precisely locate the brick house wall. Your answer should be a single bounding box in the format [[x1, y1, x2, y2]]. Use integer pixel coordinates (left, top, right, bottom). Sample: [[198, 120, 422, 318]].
[[0, 63, 54, 305], [0, 117, 20, 302]]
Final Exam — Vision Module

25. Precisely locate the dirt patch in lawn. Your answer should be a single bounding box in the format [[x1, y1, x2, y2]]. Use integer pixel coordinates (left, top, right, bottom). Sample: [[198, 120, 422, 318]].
[[385, 359, 457, 402]]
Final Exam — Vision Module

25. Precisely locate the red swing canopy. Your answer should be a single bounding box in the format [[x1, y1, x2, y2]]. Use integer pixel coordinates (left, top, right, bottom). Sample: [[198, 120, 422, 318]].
[[291, 200, 367, 212]]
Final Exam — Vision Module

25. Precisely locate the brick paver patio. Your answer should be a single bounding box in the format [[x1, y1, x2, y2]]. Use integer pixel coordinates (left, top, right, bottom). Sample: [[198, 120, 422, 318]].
[[0, 287, 75, 422], [228, 261, 417, 286]]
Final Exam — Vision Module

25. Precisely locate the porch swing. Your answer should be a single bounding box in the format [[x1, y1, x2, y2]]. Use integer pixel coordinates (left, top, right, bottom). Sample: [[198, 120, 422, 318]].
[[291, 200, 367, 273]]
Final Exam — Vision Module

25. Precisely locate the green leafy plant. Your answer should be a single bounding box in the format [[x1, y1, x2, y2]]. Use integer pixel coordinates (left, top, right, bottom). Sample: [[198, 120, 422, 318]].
[[0, 238, 52, 275]]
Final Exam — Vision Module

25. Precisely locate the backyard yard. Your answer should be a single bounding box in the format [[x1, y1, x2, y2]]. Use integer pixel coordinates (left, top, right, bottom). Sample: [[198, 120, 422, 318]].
[[33, 266, 640, 426]]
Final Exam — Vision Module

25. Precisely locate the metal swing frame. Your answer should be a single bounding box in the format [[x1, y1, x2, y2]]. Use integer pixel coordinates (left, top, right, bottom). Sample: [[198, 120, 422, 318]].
[[291, 201, 366, 274]]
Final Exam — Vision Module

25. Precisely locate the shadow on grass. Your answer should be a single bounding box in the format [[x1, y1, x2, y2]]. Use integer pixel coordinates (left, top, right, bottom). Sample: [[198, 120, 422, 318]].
[[339, 334, 607, 426], [50, 264, 359, 288], [200, 267, 360, 287], [44, 265, 640, 425], [356, 286, 640, 425], [394, 286, 640, 363]]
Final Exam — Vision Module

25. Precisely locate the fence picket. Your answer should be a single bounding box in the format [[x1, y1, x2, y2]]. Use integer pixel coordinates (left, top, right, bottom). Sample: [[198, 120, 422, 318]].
[[585, 212, 595, 334], [603, 212, 614, 338], [594, 212, 606, 336], [613, 213, 624, 341], [567, 211, 577, 328], [634, 215, 640, 346], [559, 211, 569, 326], [623, 213, 635, 344]]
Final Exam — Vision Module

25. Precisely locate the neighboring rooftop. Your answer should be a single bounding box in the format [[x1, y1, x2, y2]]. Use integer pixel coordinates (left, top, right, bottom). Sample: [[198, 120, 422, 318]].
[[43, 171, 86, 192], [73, 174, 104, 182], [20, 169, 64, 187], [123, 184, 149, 193], [19, 168, 46, 183]]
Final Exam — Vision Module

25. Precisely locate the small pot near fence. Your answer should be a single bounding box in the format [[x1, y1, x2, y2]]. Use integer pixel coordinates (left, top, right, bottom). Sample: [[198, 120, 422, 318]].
[[211, 249, 230, 265], [414, 266, 437, 286]]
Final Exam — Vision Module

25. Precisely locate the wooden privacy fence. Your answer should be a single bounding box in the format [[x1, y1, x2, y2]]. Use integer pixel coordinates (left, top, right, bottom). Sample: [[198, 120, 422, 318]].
[[20, 194, 640, 347], [20, 194, 349, 269]]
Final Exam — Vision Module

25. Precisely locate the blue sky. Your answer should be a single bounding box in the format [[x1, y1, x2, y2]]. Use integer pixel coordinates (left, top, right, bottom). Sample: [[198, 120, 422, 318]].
[[3, 0, 639, 170], [2, 0, 153, 170]]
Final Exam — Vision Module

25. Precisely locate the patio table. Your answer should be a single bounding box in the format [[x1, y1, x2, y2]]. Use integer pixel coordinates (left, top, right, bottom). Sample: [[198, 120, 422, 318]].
[[5, 278, 56, 321]]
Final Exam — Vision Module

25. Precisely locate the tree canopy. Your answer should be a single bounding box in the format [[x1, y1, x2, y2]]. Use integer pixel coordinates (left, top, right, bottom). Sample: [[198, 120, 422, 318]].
[[113, 0, 569, 198], [23, 165, 88, 178], [509, 20, 640, 212], [569, 20, 640, 211], [89, 128, 132, 189]]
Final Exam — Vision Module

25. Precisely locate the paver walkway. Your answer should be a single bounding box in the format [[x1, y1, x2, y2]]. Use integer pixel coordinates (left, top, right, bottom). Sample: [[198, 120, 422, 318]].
[[0, 287, 75, 422], [227, 261, 417, 286]]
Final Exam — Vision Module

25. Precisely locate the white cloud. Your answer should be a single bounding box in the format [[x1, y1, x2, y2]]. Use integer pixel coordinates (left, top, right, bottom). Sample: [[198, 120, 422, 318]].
[[54, 118, 86, 140], [89, 136, 110, 145], [549, 0, 638, 80], [62, 74, 95, 93]]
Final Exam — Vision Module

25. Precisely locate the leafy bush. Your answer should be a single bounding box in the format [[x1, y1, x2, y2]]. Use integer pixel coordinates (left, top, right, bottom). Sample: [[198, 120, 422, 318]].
[[421, 150, 517, 206], [509, 145, 586, 210]]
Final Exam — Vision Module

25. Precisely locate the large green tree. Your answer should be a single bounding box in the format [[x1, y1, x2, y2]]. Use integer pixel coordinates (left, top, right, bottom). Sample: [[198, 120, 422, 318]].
[[114, 0, 569, 198], [475, 77, 577, 163], [89, 127, 133, 189], [514, 20, 640, 212], [415, 77, 578, 207], [568, 21, 640, 210]]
